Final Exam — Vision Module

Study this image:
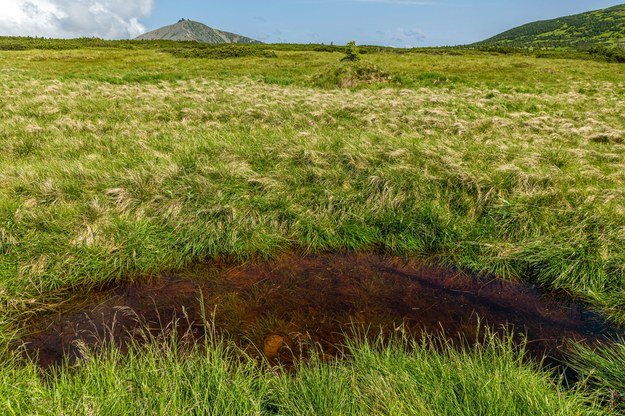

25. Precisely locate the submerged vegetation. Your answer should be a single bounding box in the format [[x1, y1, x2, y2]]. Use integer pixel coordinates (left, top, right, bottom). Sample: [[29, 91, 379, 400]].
[[0, 38, 625, 413]]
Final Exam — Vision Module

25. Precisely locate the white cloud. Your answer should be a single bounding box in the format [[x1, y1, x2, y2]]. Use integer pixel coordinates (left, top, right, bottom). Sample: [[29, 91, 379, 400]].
[[0, 0, 154, 39], [376, 27, 426, 47]]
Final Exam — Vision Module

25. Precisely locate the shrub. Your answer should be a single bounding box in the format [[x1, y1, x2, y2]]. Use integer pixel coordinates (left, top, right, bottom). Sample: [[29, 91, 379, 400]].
[[341, 41, 361, 62], [163, 45, 277, 59], [587, 45, 625, 63]]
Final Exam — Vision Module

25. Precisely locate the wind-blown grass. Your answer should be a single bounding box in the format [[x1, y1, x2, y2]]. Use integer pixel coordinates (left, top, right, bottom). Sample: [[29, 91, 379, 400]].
[[1, 50, 624, 326]]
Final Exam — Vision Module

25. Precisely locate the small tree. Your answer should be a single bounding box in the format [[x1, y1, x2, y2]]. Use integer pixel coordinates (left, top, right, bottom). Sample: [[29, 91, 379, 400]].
[[341, 41, 361, 62]]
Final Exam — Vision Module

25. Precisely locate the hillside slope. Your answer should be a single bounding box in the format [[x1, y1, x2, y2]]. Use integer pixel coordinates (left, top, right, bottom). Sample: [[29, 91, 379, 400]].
[[135, 19, 261, 44], [477, 4, 625, 49]]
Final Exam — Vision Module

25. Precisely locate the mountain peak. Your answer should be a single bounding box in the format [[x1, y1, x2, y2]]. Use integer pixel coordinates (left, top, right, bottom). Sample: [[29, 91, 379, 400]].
[[135, 20, 262, 44]]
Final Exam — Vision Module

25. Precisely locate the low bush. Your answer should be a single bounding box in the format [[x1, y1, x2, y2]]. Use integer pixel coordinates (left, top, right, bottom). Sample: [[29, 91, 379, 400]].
[[341, 41, 361, 62], [164, 45, 278, 59], [588, 45, 625, 63]]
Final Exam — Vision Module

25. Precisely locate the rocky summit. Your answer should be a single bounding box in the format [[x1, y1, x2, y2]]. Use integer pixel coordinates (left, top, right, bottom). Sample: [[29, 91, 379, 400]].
[[135, 19, 261, 44]]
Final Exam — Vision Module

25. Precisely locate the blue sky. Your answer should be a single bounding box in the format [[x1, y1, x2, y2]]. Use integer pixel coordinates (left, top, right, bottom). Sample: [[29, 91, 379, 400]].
[[143, 1, 625, 46], [0, 1, 624, 46]]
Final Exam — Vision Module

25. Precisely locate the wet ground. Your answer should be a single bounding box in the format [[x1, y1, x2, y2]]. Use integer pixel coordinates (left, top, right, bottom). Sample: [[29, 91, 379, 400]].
[[21, 253, 622, 370]]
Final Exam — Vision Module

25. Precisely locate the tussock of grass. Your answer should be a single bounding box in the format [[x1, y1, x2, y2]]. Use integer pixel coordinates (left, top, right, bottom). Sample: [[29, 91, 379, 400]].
[[312, 61, 391, 88], [567, 338, 625, 411], [0, 332, 607, 415]]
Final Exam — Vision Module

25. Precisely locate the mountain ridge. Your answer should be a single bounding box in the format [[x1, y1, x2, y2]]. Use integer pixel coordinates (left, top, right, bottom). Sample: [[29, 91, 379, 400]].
[[476, 4, 625, 49], [135, 20, 262, 44]]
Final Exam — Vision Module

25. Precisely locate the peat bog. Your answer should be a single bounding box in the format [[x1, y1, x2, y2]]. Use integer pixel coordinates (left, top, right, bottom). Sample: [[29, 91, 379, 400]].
[[21, 253, 621, 371]]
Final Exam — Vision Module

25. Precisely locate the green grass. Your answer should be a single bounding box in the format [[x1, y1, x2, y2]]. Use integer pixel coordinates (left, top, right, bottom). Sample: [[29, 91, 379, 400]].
[[0, 331, 607, 415], [0, 41, 624, 413], [567, 337, 625, 411], [1, 47, 624, 322]]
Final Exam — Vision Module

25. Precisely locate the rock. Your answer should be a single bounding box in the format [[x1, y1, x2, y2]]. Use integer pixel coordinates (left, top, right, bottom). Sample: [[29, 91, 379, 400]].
[[263, 334, 286, 359]]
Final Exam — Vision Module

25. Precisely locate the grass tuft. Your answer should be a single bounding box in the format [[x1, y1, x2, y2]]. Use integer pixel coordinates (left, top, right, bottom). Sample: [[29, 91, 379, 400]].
[[0, 329, 608, 415]]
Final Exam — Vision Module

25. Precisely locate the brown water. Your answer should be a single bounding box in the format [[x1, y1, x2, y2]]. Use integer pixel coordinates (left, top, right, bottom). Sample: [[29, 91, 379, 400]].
[[21, 253, 621, 370]]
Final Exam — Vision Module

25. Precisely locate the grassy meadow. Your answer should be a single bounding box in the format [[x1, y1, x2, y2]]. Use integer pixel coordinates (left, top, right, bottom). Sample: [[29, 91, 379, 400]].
[[1, 42, 625, 413]]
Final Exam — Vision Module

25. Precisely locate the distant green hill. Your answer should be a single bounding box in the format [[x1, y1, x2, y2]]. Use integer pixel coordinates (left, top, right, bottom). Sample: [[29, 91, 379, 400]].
[[135, 19, 261, 44], [477, 4, 625, 49]]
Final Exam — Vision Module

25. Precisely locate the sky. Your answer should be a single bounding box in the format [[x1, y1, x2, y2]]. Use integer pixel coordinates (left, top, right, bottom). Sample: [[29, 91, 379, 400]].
[[1, 0, 624, 46]]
